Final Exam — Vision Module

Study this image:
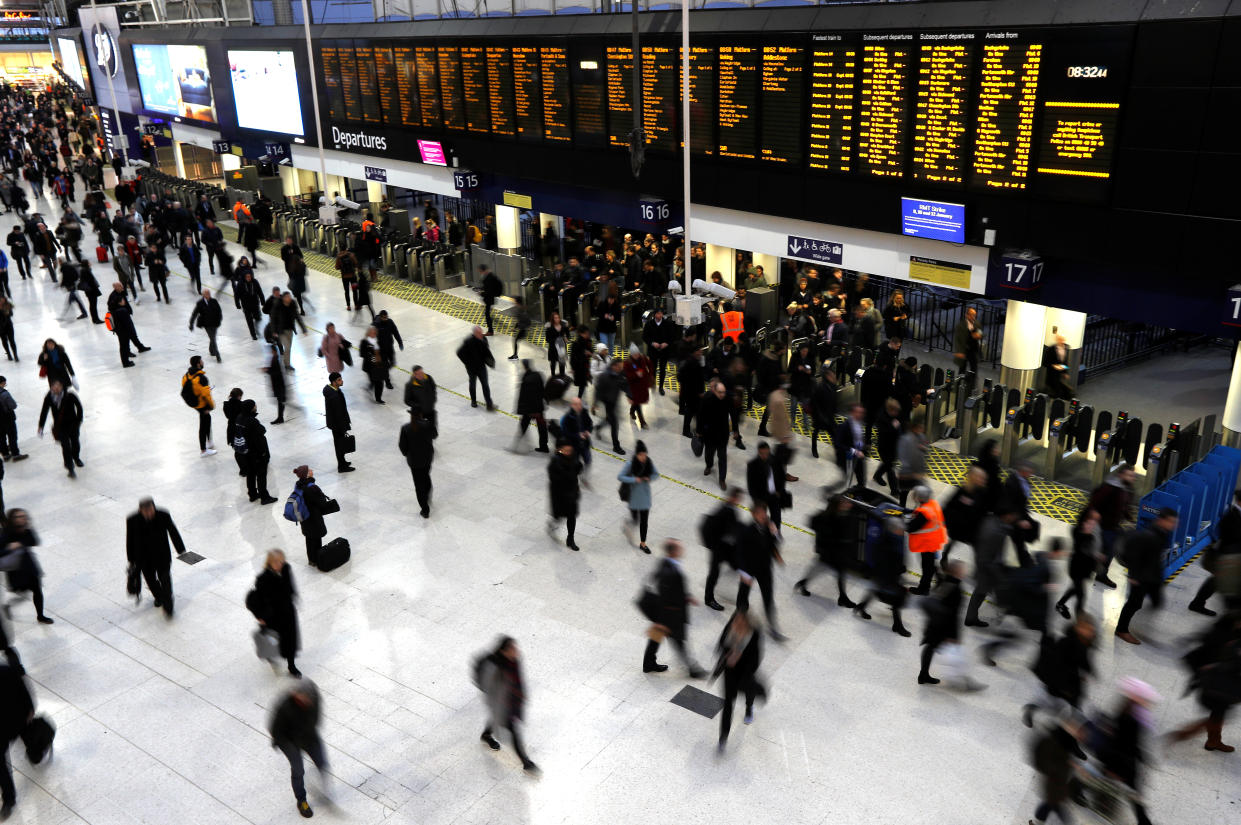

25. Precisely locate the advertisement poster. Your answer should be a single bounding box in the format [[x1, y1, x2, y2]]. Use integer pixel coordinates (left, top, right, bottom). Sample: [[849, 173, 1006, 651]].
[[228, 50, 304, 136], [133, 43, 216, 123]]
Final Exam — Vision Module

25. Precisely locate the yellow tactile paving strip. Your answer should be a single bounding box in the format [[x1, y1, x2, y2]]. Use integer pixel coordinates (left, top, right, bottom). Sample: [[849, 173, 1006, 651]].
[[258, 237, 1091, 523]]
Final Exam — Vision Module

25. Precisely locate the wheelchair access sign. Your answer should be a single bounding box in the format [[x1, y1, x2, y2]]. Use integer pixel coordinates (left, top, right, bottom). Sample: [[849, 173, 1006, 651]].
[[786, 235, 843, 267]]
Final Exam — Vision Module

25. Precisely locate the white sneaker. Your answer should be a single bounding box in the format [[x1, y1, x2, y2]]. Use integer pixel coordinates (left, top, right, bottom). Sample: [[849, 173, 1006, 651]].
[[201, 449, 217, 457], [206, 440, 215, 450]]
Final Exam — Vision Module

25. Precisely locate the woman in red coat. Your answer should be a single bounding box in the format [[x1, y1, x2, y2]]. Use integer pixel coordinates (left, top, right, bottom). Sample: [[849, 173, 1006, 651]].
[[624, 344, 654, 428]]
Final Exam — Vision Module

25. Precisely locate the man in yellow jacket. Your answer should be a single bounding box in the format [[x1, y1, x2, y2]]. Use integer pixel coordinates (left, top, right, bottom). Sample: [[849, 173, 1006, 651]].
[[181, 355, 216, 457]]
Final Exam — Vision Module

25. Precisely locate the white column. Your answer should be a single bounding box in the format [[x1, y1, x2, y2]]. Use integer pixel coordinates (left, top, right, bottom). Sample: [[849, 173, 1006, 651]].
[[751, 253, 778, 286], [705, 243, 735, 287], [365, 181, 385, 204], [495, 205, 519, 253], [1044, 307, 1087, 395], [173, 141, 188, 180], [999, 299, 1047, 395], [1223, 348, 1241, 449]]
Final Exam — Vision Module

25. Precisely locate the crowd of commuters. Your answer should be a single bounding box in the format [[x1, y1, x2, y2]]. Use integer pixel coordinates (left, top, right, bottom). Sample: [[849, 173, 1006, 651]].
[[0, 79, 1236, 825]]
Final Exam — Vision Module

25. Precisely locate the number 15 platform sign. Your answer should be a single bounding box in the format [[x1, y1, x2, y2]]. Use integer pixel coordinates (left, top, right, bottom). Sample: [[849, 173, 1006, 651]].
[[786, 235, 843, 267]]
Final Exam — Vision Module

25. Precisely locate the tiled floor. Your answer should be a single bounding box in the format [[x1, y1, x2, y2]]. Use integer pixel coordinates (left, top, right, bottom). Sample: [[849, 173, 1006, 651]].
[[0, 184, 1236, 824]]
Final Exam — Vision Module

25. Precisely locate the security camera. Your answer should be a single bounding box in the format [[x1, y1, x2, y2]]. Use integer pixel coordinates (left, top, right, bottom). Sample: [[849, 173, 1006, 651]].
[[333, 196, 361, 211], [667, 279, 683, 295], [130, 159, 151, 169], [692, 279, 735, 301]]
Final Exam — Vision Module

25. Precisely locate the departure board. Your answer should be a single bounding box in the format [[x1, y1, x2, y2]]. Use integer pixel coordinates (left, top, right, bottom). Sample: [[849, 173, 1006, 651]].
[[760, 45, 804, 165], [911, 42, 973, 184], [680, 46, 715, 155], [487, 47, 516, 138], [606, 46, 634, 148], [573, 57, 607, 144], [355, 46, 382, 124], [512, 46, 542, 142], [641, 46, 677, 151], [541, 47, 570, 141], [321, 46, 346, 122], [394, 46, 419, 128], [858, 42, 911, 178], [808, 43, 858, 172], [461, 46, 490, 133], [415, 47, 440, 129], [718, 45, 759, 159], [972, 42, 1043, 190], [438, 48, 466, 130], [338, 46, 363, 123], [374, 47, 400, 126], [1036, 101, 1119, 179]]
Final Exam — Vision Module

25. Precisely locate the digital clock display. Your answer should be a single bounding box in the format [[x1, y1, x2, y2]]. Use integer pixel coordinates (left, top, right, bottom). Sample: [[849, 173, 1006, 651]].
[[1066, 66, 1108, 78]]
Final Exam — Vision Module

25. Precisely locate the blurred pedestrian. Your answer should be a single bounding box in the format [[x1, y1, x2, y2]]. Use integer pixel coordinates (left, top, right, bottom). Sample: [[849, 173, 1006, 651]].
[[736, 501, 786, 641], [268, 680, 326, 819], [641, 539, 705, 677], [1115, 508, 1177, 646], [853, 516, 911, 637], [712, 609, 765, 752], [0, 510, 52, 623], [701, 487, 742, 611], [247, 549, 301, 677], [476, 636, 538, 772], [796, 492, 857, 607], [1056, 509, 1102, 619]]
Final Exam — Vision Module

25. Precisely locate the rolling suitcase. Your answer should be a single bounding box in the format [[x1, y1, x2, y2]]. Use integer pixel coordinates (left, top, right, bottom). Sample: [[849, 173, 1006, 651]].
[[318, 537, 351, 572], [95, 245, 108, 263]]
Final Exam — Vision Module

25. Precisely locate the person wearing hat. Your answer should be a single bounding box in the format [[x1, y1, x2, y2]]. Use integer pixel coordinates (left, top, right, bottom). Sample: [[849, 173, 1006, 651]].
[[291, 466, 333, 567], [618, 440, 659, 553]]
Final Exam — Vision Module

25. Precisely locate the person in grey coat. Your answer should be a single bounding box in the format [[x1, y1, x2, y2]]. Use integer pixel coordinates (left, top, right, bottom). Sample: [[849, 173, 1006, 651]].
[[268, 680, 327, 819], [618, 440, 659, 553], [964, 510, 1019, 627], [477, 636, 538, 772]]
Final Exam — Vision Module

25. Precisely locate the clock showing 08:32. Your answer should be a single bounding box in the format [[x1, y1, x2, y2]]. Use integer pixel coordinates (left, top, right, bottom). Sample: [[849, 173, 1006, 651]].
[[1066, 65, 1109, 78]]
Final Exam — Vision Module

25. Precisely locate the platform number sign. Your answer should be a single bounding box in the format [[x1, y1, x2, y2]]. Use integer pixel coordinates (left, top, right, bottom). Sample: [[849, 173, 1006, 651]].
[[211, 140, 231, 155], [454, 171, 480, 191], [1225, 284, 1241, 329], [639, 198, 670, 225], [998, 251, 1045, 292]]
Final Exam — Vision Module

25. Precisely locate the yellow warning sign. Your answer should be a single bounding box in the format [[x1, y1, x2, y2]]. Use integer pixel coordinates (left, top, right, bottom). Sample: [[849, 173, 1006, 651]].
[[909, 256, 971, 289]]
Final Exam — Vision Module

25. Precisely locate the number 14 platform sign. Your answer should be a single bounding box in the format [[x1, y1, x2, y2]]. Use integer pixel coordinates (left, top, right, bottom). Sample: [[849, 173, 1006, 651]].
[[786, 235, 843, 267]]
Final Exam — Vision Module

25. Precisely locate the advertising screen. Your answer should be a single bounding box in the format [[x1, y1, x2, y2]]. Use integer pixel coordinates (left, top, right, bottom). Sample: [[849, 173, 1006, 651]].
[[133, 43, 216, 123], [901, 197, 966, 244], [228, 49, 305, 136], [57, 37, 87, 91]]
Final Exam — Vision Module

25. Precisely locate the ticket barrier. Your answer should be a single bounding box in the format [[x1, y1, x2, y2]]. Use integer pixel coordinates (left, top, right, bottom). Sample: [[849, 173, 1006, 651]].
[[619, 290, 646, 344], [577, 282, 600, 328], [1001, 389, 1050, 466], [523, 274, 546, 322], [1044, 400, 1094, 482], [1089, 411, 1131, 487], [838, 352, 869, 407], [433, 249, 465, 288], [391, 243, 410, 279], [959, 381, 1006, 458], [1136, 446, 1241, 577], [418, 247, 437, 284], [382, 241, 397, 275]]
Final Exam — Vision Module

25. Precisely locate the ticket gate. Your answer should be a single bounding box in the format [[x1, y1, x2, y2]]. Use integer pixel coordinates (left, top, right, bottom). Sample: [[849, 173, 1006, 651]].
[[418, 247, 437, 284], [523, 274, 547, 322], [1138, 423, 1169, 495], [618, 290, 646, 344], [434, 249, 465, 288], [959, 381, 1006, 457], [392, 243, 410, 279], [924, 369, 964, 442], [1090, 411, 1131, 487], [1044, 401, 1093, 482], [1001, 388, 1050, 466]]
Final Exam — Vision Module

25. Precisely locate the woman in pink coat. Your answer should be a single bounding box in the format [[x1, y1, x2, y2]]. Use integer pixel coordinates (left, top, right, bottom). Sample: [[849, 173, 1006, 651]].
[[319, 322, 348, 374], [624, 344, 654, 428]]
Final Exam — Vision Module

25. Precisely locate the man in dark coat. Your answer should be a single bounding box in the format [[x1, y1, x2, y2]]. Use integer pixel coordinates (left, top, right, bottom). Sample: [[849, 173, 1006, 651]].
[[1189, 489, 1241, 615], [917, 560, 968, 686], [677, 347, 706, 438], [1002, 460, 1038, 567], [643, 309, 678, 393], [37, 380, 83, 477], [404, 365, 438, 425], [238, 400, 277, 504], [106, 281, 150, 367], [234, 270, 264, 340], [125, 497, 186, 616], [1116, 508, 1177, 645], [746, 442, 783, 530], [697, 379, 733, 490], [701, 487, 742, 611], [964, 511, 1019, 627], [323, 373, 354, 472], [268, 680, 326, 819], [834, 403, 868, 488], [1088, 466, 1135, 588], [374, 310, 403, 376], [399, 410, 437, 518], [809, 367, 838, 459], [735, 502, 786, 641], [188, 288, 223, 363], [643, 539, 706, 677], [0, 656, 35, 818], [547, 440, 583, 551], [479, 265, 504, 335], [201, 218, 223, 275], [515, 360, 548, 453], [457, 326, 495, 410]]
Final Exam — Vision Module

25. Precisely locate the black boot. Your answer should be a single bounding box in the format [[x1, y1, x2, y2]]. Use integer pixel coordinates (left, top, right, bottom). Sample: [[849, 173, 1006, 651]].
[[642, 639, 668, 673]]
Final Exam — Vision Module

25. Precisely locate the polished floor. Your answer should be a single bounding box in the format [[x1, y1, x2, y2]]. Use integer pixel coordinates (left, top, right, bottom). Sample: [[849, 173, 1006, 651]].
[[1, 185, 1237, 825]]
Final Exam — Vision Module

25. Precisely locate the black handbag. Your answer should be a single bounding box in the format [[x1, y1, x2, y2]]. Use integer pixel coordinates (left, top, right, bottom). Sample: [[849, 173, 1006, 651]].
[[779, 491, 793, 510], [619, 483, 631, 503], [339, 344, 353, 367], [126, 564, 141, 601], [342, 434, 357, 454], [321, 497, 341, 516], [691, 436, 704, 457]]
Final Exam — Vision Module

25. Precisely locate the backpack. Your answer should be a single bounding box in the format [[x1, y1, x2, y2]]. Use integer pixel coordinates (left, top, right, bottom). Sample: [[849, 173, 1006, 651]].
[[179, 374, 199, 408], [283, 485, 310, 523]]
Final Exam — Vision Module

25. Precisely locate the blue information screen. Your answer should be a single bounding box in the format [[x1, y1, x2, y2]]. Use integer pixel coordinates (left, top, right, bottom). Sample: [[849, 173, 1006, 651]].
[[901, 197, 965, 244]]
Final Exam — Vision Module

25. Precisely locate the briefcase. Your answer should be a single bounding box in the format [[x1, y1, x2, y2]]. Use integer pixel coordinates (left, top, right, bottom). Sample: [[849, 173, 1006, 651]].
[[342, 434, 357, 454]]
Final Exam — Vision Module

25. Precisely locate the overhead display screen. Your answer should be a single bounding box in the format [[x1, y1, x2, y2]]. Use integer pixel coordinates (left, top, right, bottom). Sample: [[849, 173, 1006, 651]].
[[228, 49, 305, 137], [57, 37, 87, 92], [314, 26, 1131, 200], [132, 43, 216, 123], [901, 197, 966, 243]]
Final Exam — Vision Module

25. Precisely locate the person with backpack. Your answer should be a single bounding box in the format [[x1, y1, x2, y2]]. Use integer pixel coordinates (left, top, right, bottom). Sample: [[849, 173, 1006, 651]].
[[288, 466, 335, 568], [475, 636, 538, 773], [180, 356, 215, 458], [238, 400, 276, 505]]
